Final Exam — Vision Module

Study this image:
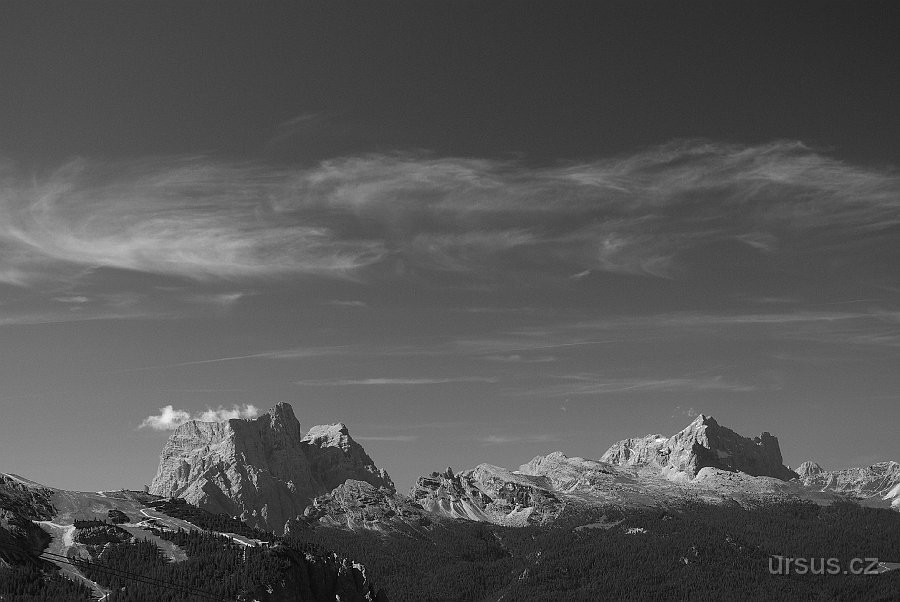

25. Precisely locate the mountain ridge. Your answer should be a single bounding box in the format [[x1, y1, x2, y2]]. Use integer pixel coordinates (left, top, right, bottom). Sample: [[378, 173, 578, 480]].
[[144, 404, 899, 532]]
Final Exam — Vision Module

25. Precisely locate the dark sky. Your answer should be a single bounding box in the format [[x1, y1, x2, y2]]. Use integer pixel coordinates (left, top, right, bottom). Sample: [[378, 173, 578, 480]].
[[3, 2, 899, 164], [1, 1, 900, 492]]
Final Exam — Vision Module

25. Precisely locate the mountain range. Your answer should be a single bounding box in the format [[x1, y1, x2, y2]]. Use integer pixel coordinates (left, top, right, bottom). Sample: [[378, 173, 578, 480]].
[[3, 402, 900, 600], [145, 403, 899, 534]]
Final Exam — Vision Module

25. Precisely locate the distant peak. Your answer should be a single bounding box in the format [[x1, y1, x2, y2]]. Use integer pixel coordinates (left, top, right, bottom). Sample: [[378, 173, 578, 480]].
[[796, 461, 824, 478]]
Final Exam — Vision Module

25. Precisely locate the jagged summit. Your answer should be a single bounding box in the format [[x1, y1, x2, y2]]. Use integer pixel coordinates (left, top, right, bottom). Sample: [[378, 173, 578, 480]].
[[267, 400, 299, 421], [600, 414, 797, 481], [148, 402, 392, 533]]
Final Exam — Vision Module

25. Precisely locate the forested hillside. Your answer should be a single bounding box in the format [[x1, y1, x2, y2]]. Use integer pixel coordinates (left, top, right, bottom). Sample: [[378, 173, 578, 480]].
[[287, 501, 900, 601], [4, 497, 900, 601]]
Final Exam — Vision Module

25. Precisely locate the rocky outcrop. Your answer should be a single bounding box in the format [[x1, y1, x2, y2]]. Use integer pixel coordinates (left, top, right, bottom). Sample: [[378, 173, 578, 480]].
[[0, 474, 56, 566], [519, 452, 618, 494], [0, 474, 55, 521], [302, 424, 393, 493], [411, 465, 563, 526], [148, 402, 393, 533], [600, 414, 797, 481], [797, 461, 900, 509], [291, 480, 428, 531]]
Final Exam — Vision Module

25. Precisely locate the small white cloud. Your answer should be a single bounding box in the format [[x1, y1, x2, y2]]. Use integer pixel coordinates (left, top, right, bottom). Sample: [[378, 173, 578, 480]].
[[672, 405, 700, 419], [197, 404, 260, 422], [139, 405, 192, 431], [139, 403, 260, 430]]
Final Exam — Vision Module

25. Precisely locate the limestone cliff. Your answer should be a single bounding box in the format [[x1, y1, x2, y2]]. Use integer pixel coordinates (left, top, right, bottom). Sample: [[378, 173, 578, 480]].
[[148, 402, 393, 533]]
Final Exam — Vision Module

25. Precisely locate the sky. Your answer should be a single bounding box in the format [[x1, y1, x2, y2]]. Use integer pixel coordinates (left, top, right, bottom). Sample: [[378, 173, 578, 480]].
[[1, 1, 900, 493]]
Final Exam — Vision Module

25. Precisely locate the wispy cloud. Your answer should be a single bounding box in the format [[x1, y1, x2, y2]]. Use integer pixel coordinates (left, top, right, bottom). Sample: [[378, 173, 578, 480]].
[[483, 354, 557, 363], [268, 112, 336, 146], [509, 375, 756, 398], [0, 309, 168, 328], [0, 158, 384, 286], [52, 295, 90, 304], [138, 403, 260, 431], [295, 376, 498, 386], [324, 300, 368, 308], [452, 336, 637, 355], [110, 345, 355, 373], [479, 433, 559, 445], [354, 435, 420, 442], [185, 292, 247, 308], [2, 140, 899, 287]]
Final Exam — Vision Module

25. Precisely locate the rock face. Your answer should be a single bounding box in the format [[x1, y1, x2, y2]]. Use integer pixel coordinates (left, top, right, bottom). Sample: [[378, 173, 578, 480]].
[[288, 480, 428, 532], [600, 414, 797, 481], [797, 461, 900, 509], [302, 424, 392, 493], [148, 403, 393, 533], [519, 452, 618, 494], [411, 465, 563, 526], [0, 474, 55, 521]]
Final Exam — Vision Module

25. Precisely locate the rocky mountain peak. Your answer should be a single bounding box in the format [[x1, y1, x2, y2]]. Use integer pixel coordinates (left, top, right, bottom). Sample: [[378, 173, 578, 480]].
[[692, 413, 715, 426], [601, 414, 796, 481], [148, 402, 392, 533], [265, 401, 301, 431]]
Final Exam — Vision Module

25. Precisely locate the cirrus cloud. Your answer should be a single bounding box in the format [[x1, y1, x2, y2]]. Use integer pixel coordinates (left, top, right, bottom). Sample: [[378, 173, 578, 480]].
[[2, 140, 899, 288]]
